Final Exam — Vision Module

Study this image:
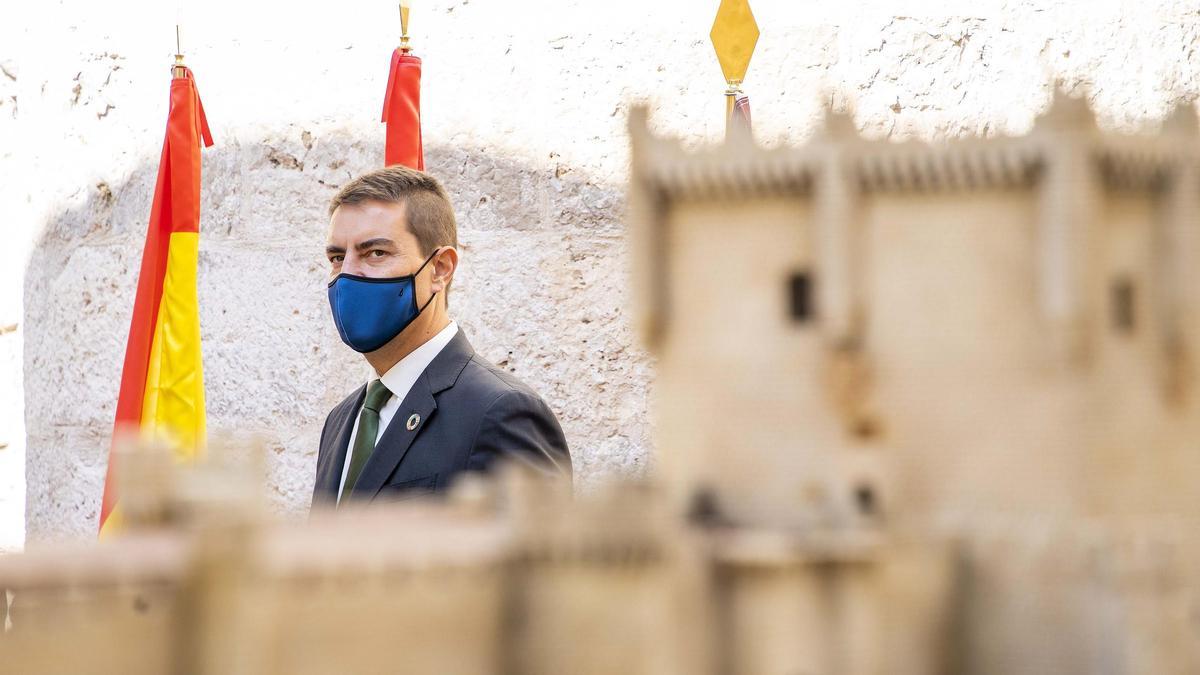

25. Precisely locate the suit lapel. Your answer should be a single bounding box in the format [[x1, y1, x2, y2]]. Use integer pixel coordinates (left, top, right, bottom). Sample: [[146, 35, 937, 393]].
[[313, 384, 364, 503], [342, 329, 477, 500], [352, 371, 437, 498]]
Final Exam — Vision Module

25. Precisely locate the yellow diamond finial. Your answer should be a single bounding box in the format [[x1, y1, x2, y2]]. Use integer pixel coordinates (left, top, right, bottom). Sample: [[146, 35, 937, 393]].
[[710, 0, 759, 86]]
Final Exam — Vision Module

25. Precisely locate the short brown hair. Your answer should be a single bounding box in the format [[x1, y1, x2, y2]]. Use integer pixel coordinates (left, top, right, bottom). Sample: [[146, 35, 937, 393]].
[[329, 165, 459, 299]]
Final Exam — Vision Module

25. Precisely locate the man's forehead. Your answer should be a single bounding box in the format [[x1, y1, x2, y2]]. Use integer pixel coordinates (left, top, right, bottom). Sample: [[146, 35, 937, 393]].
[[327, 200, 412, 243]]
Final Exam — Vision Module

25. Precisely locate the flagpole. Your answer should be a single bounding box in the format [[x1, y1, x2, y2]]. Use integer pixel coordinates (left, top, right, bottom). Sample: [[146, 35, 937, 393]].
[[724, 83, 741, 136], [400, 0, 412, 53], [173, 24, 186, 78]]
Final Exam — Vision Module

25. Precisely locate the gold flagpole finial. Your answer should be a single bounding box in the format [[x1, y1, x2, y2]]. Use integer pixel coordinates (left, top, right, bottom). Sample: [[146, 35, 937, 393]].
[[172, 24, 186, 78], [709, 0, 759, 135], [399, 0, 413, 52]]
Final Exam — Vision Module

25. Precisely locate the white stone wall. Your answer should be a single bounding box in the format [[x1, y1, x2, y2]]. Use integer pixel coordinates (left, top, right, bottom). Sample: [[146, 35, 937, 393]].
[[4, 0, 1199, 543], [1, 15, 29, 551]]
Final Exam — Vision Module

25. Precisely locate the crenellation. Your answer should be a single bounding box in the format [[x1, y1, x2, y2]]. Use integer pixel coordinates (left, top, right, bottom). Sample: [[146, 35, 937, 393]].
[[1156, 109, 1200, 406], [1033, 94, 1105, 367], [812, 109, 863, 351]]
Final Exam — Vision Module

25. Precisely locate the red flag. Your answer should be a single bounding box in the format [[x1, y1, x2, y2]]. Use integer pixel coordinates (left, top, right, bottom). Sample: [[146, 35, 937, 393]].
[[382, 48, 424, 169], [99, 67, 213, 534]]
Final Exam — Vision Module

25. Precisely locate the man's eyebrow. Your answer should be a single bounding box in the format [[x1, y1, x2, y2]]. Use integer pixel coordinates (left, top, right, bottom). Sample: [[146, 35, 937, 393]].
[[354, 238, 396, 252], [325, 244, 346, 256]]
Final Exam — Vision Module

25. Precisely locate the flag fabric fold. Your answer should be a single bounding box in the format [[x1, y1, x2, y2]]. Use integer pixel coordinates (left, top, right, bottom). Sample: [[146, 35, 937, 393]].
[[732, 94, 752, 131], [382, 48, 424, 169], [99, 67, 213, 535]]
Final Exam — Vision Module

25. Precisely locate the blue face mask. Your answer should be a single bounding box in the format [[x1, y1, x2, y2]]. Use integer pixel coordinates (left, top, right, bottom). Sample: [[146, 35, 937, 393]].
[[327, 249, 439, 353]]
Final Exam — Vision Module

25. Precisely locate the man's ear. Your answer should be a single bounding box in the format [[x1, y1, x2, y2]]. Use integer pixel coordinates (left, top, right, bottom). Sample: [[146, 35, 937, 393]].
[[430, 246, 459, 293]]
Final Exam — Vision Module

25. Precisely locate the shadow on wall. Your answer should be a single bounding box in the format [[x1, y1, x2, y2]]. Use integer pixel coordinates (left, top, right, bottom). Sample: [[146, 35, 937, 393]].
[[22, 130, 651, 543]]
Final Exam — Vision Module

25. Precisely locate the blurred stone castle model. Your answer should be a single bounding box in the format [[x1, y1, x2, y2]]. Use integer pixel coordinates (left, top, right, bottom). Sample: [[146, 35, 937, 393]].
[[627, 87, 1200, 672], [3, 90, 1198, 674]]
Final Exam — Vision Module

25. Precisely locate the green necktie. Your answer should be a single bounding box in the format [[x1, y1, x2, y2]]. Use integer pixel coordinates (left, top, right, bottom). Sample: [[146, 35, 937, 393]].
[[341, 379, 393, 503]]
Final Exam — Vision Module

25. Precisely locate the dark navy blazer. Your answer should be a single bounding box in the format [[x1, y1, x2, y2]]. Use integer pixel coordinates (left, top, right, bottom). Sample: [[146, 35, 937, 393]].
[[312, 330, 572, 506]]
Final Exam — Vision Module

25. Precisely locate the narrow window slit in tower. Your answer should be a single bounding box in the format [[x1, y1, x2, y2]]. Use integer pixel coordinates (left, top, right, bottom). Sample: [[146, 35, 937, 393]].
[[854, 483, 878, 517], [1111, 277, 1136, 334], [788, 271, 814, 322]]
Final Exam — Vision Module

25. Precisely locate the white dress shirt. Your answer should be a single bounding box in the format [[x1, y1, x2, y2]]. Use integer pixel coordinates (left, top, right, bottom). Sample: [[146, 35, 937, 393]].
[[338, 321, 460, 501]]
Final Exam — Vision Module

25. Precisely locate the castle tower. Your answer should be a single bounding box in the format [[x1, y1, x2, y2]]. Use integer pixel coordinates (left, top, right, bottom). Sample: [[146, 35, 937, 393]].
[[627, 106, 884, 530]]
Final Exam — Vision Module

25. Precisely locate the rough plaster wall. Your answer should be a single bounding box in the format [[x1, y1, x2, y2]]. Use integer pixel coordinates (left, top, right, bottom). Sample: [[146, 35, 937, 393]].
[[6, 0, 1200, 542], [0, 15, 28, 552]]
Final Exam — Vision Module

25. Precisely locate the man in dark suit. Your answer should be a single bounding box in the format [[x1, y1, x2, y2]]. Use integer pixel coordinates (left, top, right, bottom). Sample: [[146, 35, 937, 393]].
[[312, 166, 571, 508]]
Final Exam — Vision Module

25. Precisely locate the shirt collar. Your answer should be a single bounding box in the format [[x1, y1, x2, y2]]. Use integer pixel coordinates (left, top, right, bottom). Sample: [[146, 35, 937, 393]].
[[375, 321, 460, 397]]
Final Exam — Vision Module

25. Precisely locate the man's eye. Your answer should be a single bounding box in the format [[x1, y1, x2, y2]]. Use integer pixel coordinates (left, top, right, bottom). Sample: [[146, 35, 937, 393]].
[[329, 255, 344, 264], [368, 250, 388, 258]]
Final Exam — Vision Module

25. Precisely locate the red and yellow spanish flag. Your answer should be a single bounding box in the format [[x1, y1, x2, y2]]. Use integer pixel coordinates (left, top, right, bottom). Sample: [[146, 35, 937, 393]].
[[382, 47, 423, 169], [99, 67, 214, 535]]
